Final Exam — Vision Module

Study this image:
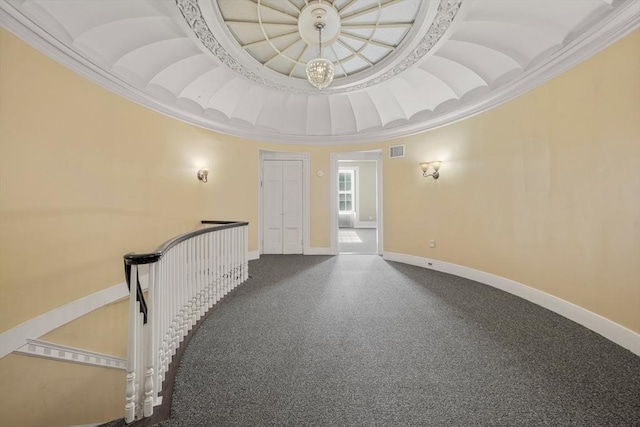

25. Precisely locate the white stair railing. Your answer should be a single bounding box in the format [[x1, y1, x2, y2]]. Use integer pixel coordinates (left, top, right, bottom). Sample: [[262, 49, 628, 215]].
[[123, 221, 249, 423]]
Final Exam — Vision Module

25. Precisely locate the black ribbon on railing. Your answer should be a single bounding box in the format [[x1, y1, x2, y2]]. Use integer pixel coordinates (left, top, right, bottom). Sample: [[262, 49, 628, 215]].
[[124, 256, 153, 324]]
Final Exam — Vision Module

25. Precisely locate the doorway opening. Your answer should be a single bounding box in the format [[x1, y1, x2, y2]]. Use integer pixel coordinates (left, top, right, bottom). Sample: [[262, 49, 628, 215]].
[[331, 151, 383, 255]]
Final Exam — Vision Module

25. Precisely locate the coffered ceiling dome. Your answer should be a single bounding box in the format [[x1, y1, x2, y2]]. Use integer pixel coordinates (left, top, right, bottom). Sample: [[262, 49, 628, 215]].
[[213, 0, 428, 87], [1, 0, 638, 144]]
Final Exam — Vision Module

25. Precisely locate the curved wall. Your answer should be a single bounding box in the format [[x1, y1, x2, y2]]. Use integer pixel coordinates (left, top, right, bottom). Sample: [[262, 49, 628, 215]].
[[0, 27, 638, 426], [383, 29, 640, 334]]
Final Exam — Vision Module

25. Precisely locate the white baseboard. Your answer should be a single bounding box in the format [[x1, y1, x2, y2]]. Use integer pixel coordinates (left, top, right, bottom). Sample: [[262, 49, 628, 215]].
[[304, 247, 334, 255], [383, 251, 640, 356], [248, 250, 260, 261], [14, 338, 126, 370], [354, 221, 377, 229]]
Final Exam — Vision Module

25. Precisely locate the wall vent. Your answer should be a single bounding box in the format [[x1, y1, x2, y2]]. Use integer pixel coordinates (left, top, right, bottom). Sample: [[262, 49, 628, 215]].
[[389, 145, 405, 158]]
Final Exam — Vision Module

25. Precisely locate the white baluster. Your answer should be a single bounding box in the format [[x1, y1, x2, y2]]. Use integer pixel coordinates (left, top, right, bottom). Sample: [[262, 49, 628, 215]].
[[157, 259, 164, 385], [243, 225, 249, 281], [125, 264, 138, 423], [217, 230, 222, 295], [227, 229, 232, 293], [232, 228, 237, 288], [203, 234, 209, 315], [214, 231, 221, 303], [161, 252, 170, 380], [221, 230, 225, 299], [231, 228, 236, 290], [193, 236, 200, 324], [136, 310, 144, 419], [228, 229, 233, 292], [195, 236, 200, 320], [211, 231, 217, 304], [206, 233, 214, 311], [167, 252, 172, 377], [144, 262, 157, 417], [189, 238, 196, 329], [219, 229, 224, 300], [235, 227, 240, 287], [167, 248, 176, 371], [177, 242, 185, 344], [185, 240, 193, 332], [222, 229, 229, 297], [171, 245, 181, 354], [211, 232, 217, 305], [181, 241, 190, 339], [195, 236, 202, 322], [231, 232, 234, 288], [172, 245, 179, 351], [199, 234, 207, 316]]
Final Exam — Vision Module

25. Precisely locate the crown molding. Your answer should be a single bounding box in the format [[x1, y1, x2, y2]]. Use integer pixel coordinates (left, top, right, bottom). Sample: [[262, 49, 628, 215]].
[[1, 0, 638, 145]]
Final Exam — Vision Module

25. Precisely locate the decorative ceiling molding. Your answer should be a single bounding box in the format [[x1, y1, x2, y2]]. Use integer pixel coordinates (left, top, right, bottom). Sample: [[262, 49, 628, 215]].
[[1, 0, 637, 144], [176, 0, 463, 94]]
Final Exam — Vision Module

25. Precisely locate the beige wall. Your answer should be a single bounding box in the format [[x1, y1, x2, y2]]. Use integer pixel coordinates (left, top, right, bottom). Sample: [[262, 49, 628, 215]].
[[0, 28, 261, 425], [0, 27, 638, 426], [383, 30, 639, 333]]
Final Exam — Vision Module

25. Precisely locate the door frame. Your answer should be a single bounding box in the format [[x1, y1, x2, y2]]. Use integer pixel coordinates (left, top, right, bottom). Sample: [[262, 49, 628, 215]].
[[330, 150, 383, 255], [259, 150, 310, 255]]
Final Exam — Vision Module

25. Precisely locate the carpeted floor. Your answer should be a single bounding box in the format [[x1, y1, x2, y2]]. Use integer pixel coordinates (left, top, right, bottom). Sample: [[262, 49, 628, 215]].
[[139, 255, 640, 426]]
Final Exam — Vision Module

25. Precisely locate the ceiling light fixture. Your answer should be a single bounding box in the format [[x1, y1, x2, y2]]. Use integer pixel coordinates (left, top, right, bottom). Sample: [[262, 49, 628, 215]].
[[305, 8, 334, 90]]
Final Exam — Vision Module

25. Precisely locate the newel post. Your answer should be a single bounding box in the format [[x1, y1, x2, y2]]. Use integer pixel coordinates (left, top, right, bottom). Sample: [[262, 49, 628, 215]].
[[125, 263, 138, 423], [143, 262, 158, 417]]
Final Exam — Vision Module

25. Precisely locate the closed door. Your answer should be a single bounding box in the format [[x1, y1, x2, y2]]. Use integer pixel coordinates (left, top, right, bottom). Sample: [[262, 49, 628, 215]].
[[262, 160, 303, 254]]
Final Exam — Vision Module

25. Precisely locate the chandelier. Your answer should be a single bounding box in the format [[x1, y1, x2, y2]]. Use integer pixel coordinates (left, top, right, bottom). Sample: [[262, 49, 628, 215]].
[[306, 14, 334, 90]]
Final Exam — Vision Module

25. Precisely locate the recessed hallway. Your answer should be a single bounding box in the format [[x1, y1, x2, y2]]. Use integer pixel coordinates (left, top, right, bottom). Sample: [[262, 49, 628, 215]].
[[339, 228, 378, 254], [144, 255, 640, 426]]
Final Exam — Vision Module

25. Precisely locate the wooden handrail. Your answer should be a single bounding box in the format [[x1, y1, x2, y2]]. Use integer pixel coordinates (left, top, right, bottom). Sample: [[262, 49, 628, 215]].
[[124, 221, 248, 266]]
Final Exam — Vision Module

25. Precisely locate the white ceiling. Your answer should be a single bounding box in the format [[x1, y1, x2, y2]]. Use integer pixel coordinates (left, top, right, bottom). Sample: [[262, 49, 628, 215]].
[[1, 0, 638, 144]]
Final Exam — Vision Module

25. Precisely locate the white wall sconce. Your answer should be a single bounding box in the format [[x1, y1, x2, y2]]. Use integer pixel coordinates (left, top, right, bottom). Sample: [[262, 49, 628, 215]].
[[420, 161, 441, 179], [197, 168, 209, 183]]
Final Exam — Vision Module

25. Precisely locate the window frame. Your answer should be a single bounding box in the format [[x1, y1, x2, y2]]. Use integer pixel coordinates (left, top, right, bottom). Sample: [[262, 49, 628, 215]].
[[338, 167, 358, 213]]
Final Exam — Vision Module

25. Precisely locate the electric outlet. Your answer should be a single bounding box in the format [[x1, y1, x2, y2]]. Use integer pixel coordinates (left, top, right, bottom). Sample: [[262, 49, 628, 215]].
[[429, 240, 436, 248]]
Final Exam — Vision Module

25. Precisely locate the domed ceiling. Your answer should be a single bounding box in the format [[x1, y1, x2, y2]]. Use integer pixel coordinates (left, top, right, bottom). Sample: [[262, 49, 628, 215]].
[[1, 0, 638, 144]]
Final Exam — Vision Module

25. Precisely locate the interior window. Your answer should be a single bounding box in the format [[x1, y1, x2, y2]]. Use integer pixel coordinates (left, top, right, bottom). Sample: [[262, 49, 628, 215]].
[[338, 170, 354, 212]]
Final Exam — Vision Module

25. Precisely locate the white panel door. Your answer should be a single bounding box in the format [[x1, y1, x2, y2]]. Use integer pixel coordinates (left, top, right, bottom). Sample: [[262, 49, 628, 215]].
[[263, 161, 284, 254], [282, 161, 303, 254], [262, 160, 303, 254]]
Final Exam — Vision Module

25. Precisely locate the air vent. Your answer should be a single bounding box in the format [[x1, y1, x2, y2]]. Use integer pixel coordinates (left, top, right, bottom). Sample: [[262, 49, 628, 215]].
[[389, 145, 405, 158]]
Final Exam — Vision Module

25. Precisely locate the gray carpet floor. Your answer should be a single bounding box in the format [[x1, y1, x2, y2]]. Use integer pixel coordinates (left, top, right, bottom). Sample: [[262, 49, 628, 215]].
[[140, 255, 640, 426], [339, 228, 378, 254]]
